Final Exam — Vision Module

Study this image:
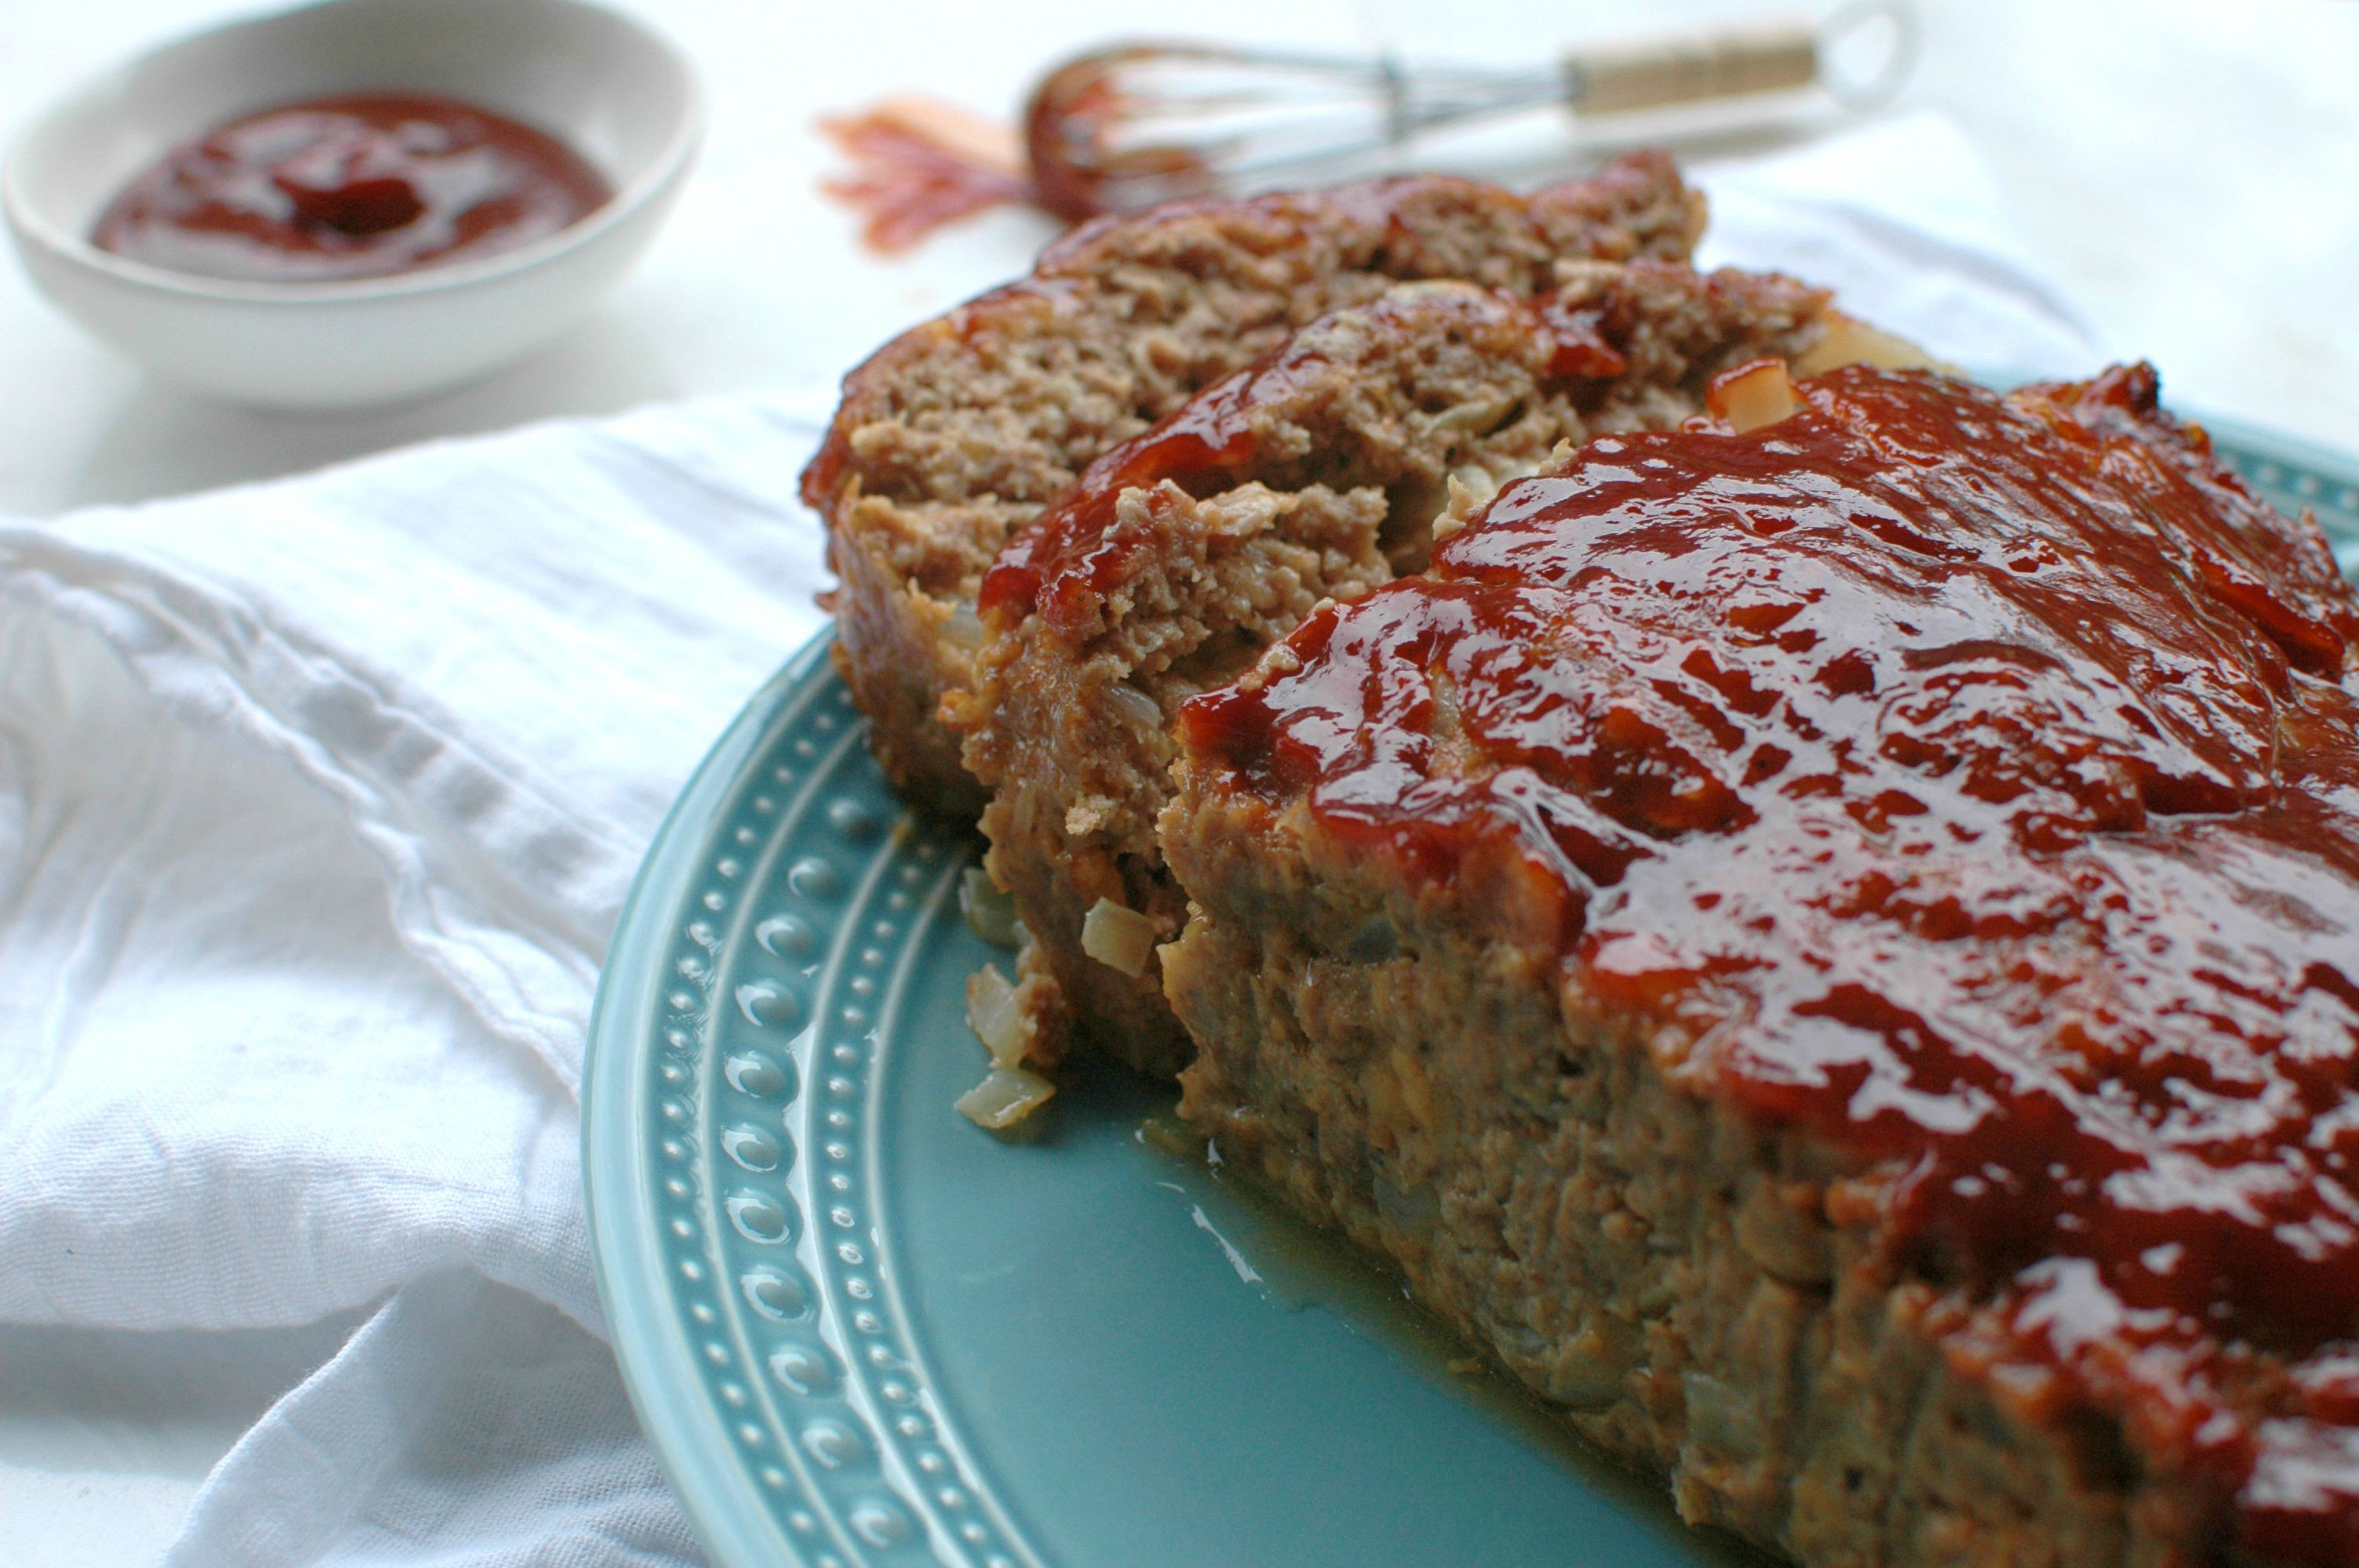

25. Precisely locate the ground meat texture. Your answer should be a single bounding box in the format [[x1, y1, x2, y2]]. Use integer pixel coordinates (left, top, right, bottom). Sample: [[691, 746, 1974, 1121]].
[[1161, 365, 2359, 1564], [800, 154, 1707, 816], [951, 263, 1915, 1076]]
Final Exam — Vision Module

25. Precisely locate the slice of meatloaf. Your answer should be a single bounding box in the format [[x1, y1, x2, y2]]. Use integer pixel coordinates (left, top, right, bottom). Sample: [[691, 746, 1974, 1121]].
[[1160, 363, 2359, 1564], [952, 262, 1927, 1077], [799, 153, 1707, 816]]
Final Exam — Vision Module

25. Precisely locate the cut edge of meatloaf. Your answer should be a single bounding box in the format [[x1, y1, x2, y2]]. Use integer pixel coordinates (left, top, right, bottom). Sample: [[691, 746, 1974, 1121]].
[[1154, 793, 2215, 1564], [950, 262, 1930, 1078], [799, 153, 1707, 817]]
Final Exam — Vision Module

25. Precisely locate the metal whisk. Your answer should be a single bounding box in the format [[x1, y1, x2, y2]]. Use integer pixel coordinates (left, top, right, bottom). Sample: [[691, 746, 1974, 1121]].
[[1023, 5, 1917, 220]]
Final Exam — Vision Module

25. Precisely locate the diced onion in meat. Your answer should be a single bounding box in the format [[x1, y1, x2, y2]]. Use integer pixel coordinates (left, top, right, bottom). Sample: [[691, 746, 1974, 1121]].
[[1081, 898, 1157, 977], [1107, 682, 1163, 732], [959, 866, 1020, 949], [1426, 391, 1516, 436], [965, 964, 1027, 1067], [957, 1065, 1056, 1131], [1710, 359, 1800, 434]]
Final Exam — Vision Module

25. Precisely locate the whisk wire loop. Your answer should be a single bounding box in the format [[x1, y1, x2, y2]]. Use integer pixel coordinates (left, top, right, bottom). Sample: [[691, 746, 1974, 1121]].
[[1022, 6, 1917, 217]]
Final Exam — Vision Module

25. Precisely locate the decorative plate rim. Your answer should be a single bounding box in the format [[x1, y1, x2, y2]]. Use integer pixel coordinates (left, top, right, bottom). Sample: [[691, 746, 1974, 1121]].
[[585, 637, 826, 1568]]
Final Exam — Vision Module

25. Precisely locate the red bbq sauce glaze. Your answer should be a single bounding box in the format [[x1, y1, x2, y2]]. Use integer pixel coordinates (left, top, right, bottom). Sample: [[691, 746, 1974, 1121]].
[[92, 94, 610, 284], [1180, 364, 2359, 1562]]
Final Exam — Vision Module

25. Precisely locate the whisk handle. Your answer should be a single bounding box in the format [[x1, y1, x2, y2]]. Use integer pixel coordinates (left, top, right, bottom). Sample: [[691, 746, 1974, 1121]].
[[1565, 21, 1819, 116]]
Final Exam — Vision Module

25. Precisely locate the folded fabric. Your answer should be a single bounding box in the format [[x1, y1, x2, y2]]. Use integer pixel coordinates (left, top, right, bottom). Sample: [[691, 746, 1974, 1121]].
[[0, 113, 2095, 1568], [1, 392, 835, 1567]]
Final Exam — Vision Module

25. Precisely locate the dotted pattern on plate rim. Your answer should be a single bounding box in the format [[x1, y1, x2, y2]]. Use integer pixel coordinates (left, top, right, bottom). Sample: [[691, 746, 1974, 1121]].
[[624, 434, 2353, 1568], [2219, 443, 2359, 581], [642, 673, 1030, 1568]]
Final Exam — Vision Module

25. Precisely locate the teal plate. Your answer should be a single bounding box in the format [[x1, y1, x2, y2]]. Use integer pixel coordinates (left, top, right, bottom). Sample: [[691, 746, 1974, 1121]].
[[585, 421, 2359, 1568]]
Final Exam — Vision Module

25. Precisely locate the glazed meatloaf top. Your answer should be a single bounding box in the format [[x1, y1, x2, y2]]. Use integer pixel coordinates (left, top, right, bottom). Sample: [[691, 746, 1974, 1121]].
[[1174, 363, 2359, 1561]]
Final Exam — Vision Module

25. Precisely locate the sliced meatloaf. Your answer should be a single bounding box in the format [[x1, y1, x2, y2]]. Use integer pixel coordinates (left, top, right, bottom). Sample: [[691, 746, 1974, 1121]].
[[799, 154, 1707, 816], [953, 261, 1925, 1076], [1161, 364, 2359, 1564]]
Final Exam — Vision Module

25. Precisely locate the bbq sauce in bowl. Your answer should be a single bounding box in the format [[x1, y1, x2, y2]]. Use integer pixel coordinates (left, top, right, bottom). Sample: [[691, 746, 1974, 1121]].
[[91, 93, 611, 284]]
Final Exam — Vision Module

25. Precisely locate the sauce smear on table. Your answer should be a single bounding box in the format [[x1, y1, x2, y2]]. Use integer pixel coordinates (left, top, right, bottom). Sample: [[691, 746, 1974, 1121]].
[[819, 99, 1039, 253]]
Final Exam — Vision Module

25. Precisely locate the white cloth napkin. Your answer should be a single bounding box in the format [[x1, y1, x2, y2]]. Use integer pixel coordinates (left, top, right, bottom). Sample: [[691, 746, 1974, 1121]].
[[0, 392, 837, 1567], [0, 111, 2095, 1568]]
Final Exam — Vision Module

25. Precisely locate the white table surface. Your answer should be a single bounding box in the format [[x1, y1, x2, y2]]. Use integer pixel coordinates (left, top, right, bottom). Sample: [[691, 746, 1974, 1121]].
[[1, 0, 2354, 1562]]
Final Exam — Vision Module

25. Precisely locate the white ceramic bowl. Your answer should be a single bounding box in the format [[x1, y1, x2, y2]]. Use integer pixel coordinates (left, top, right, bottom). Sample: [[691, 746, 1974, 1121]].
[[2, 0, 702, 411]]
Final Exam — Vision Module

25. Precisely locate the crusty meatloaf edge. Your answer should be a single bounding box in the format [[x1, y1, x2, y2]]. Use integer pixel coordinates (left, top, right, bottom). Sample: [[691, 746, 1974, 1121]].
[[799, 154, 1708, 816]]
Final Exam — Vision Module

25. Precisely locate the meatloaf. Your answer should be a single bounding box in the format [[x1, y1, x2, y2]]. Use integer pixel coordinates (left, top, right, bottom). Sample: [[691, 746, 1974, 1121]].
[[798, 154, 1707, 817], [954, 261, 1925, 1076], [1161, 363, 2359, 1564]]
